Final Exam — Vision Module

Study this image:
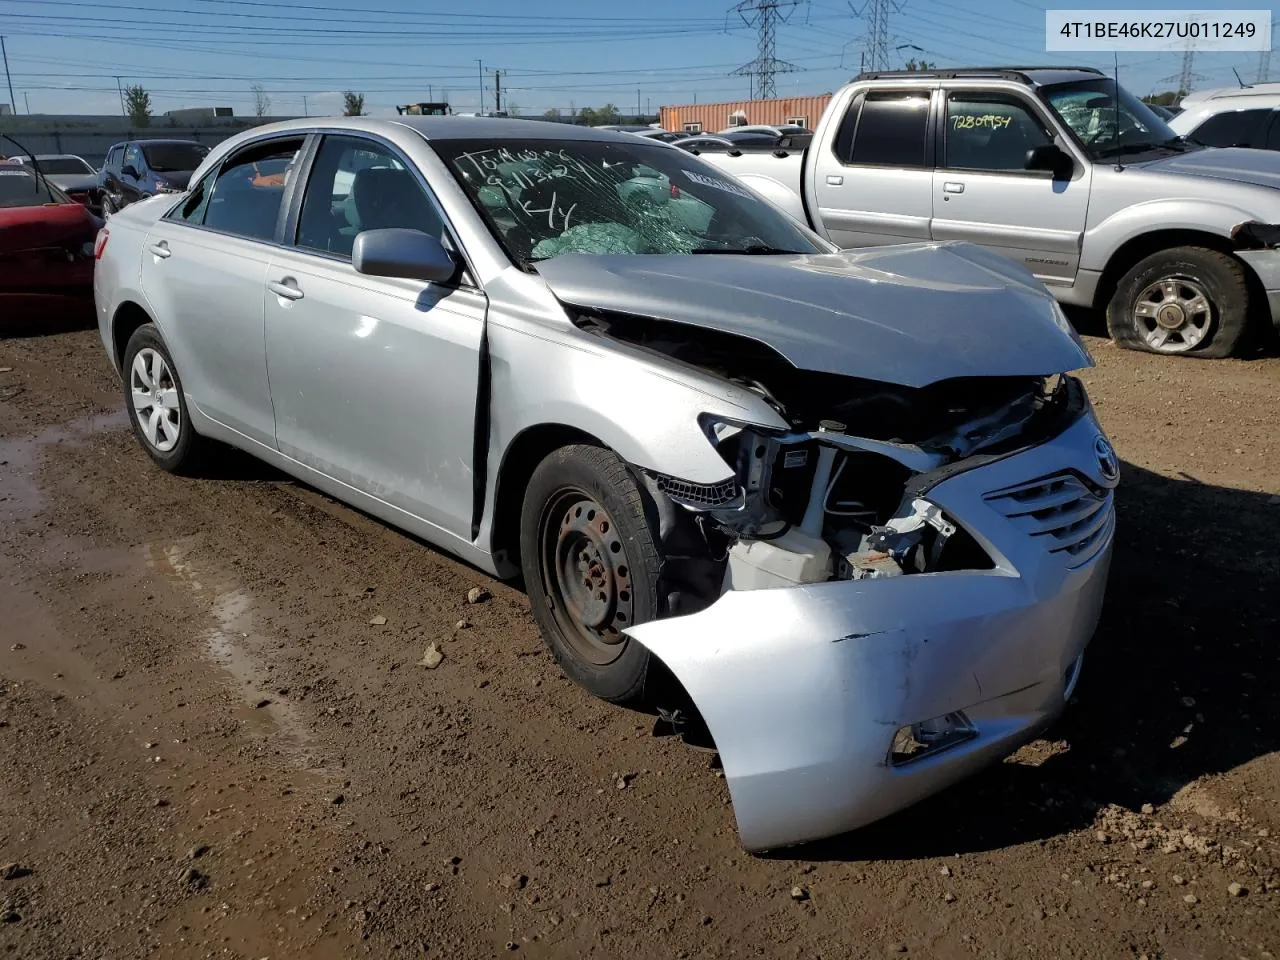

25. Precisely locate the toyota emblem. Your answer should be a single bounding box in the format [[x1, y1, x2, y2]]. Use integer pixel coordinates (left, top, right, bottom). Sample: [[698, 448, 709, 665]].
[[1094, 436, 1120, 483]]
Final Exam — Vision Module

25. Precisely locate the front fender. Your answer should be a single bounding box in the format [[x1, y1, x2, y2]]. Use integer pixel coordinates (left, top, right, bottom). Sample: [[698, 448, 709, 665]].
[[1082, 197, 1260, 273]]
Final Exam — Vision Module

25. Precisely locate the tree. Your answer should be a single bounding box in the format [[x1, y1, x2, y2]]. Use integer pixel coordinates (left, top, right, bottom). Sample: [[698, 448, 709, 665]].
[[598, 103, 620, 123], [542, 107, 562, 120], [904, 58, 936, 72], [251, 83, 271, 118], [505, 101, 520, 117], [343, 91, 365, 117], [124, 84, 151, 127]]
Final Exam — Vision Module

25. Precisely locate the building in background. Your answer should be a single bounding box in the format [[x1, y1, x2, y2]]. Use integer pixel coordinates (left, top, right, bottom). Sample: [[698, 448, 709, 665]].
[[163, 106, 235, 124], [659, 94, 832, 133]]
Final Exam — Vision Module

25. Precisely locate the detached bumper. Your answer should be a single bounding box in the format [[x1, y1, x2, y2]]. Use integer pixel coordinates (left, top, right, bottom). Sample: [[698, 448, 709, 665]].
[[1236, 244, 1280, 334], [625, 408, 1116, 851]]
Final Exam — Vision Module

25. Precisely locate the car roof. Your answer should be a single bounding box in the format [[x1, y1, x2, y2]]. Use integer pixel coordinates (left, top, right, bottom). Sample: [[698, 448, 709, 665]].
[[856, 66, 1105, 87], [1180, 83, 1280, 106], [222, 115, 650, 144]]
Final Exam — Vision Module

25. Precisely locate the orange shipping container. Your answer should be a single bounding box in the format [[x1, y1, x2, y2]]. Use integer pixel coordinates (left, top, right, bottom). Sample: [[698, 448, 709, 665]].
[[660, 94, 833, 134]]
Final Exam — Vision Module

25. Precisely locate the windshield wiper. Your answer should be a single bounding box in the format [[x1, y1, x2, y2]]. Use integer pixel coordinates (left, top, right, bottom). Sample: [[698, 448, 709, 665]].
[[691, 244, 808, 255], [1097, 138, 1191, 159]]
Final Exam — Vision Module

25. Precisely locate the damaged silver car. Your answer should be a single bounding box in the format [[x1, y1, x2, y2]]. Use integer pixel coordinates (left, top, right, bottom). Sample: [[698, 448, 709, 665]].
[[94, 118, 1116, 851]]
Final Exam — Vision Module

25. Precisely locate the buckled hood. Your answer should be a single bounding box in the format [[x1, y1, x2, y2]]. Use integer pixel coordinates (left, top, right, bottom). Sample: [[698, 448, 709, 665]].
[[535, 242, 1093, 388], [1136, 147, 1280, 191]]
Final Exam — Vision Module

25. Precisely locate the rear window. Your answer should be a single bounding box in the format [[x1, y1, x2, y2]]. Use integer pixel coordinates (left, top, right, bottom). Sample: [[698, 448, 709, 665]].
[[0, 166, 62, 207], [845, 92, 931, 167], [142, 142, 209, 173], [1189, 108, 1269, 148], [36, 157, 94, 175]]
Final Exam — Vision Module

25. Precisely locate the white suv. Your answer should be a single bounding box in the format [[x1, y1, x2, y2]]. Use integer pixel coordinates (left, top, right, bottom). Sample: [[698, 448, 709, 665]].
[[1169, 84, 1280, 151]]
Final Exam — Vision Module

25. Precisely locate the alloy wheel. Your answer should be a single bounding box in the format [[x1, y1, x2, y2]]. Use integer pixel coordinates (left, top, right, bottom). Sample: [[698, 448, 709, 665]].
[[130, 348, 182, 453], [1131, 276, 1213, 353]]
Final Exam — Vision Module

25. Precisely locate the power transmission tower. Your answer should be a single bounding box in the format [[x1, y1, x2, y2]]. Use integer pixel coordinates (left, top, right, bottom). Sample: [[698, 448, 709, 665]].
[[1258, 22, 1276, 83], [728, 0, 802, 100], [851, 0, 904, 72], [1163, 41, 1208, 95]]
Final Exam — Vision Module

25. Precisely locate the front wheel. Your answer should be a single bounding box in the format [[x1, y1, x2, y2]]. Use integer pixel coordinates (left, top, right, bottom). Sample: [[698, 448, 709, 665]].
[[100, 193, 117, 217], [1105, 246, 1251, 358], [519, 444, 663, 704]]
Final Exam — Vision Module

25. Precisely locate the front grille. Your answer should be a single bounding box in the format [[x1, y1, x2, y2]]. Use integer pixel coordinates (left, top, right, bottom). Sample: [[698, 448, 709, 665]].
[[654, 474, 739, 508], [985, 471, 1113, 566]]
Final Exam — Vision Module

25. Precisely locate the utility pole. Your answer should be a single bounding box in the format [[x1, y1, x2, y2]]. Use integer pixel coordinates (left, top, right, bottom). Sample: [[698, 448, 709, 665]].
[[23, 91, 30, 114], [115, 75, 125, 116], [302, 94, 309, 117], [476, 58, 484, 114], [637, 88, 641, 120], [1, 36, 16, 118], [728, 0, 802, 100], [851, 0, 905, 72], [492, 69, 505, 112], [428, 84, 433, 101], [1258, 22, 1276, 83]]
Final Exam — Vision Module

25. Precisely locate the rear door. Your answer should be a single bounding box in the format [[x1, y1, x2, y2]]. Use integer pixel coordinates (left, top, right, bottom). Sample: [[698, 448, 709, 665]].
[[930, 88, 1091, 287], [810, 87, 935, 247], [121, 143, 147, 206], [139, 135, 308, 445]]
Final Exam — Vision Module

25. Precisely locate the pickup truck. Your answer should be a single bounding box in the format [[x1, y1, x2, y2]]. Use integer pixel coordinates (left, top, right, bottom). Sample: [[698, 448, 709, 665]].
[[689, 66, 1280, 359]]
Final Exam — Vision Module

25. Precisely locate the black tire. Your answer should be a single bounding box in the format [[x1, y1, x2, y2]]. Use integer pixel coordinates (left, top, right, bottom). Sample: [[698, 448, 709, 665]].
[[519, 444, 663, 704], [121, 323, 209, 474], [1105, 246, 1251, 359], [100, 193, 117, 217]]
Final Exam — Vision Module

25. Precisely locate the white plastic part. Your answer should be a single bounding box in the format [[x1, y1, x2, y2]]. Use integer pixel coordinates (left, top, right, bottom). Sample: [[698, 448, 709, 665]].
[[724, 528, 832, 591], [799, 444, 838, 536]]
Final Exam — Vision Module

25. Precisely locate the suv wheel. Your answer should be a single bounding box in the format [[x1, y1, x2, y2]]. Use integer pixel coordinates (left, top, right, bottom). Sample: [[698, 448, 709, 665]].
[[1106, 246, 1251, 358]]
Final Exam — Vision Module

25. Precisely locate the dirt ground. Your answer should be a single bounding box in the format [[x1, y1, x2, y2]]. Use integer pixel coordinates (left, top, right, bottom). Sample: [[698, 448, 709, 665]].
[[1, 321, 1277, 960]]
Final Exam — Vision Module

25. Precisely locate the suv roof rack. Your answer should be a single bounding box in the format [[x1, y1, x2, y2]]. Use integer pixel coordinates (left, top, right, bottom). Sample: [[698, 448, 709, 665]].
[[854, 66, 1104, 84]]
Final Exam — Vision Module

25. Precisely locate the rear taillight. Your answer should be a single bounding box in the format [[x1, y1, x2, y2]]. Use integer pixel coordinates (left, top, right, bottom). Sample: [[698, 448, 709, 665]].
[[94, 229, 109, 260]]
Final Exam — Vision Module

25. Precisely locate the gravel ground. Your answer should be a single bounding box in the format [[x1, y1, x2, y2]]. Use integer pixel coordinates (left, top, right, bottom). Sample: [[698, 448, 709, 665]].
[[1, 326, 1277, 959]]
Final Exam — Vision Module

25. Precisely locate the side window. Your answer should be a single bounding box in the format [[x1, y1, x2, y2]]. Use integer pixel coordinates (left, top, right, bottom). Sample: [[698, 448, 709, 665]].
[[124, 144, 143, 173], [203, 138, 304, 242], [683, 122, 702, 133], [166, 168, 216, 225], [838, 91, 931, 167], [1266, 112, 1280, 151], [1190, 109, 1269, 148], [295, 135, 445, 260], [105, 147, 121, 172], [945, 93, 1052, 172]]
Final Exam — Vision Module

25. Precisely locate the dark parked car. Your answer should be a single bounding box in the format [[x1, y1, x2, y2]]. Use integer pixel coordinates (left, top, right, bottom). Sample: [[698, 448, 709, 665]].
[[99, 139, 210, 215], [9, 154, 101, 213]]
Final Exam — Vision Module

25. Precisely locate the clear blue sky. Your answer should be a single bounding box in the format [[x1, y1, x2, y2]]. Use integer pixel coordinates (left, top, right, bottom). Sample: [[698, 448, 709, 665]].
[[1, 0, 1275, 117]]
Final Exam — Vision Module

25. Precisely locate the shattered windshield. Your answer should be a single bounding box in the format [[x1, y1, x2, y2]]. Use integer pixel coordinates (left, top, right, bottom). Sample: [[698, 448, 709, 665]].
[[432, 138, 827, 265], [1041, 79, 1190, 160]]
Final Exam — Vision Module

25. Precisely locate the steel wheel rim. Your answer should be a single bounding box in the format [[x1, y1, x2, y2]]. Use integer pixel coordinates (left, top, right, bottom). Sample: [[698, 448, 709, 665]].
[[1132, 276, 1213, 353], [130, 348, 182, 453], [538, 487, 634, 667]]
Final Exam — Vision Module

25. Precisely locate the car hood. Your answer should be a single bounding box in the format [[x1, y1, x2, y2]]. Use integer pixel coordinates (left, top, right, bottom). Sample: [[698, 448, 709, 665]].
[[0, 203, 97, 256], [534, 243, 1092, 388], [1137, 147, 1280, 191], [45, 173, 98, 192]]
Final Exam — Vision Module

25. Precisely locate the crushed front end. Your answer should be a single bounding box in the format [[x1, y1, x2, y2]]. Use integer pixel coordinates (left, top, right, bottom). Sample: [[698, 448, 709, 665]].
[[588, 316, 1117, 850]]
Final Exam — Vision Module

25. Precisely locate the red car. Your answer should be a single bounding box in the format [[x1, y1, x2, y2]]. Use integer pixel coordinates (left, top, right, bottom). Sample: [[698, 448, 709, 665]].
[[0, 162, 101, 323]]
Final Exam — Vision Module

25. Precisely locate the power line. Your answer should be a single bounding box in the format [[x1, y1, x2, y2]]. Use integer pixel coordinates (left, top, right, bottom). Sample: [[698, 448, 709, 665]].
[[729, 0, 804, 99]]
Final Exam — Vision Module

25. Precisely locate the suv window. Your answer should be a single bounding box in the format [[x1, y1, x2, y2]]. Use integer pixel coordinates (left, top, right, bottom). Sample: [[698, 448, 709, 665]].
[[945, 92, 1053, 172], [840, 91, 931, 167], [105, 147, 122, 172], [123, 144, 143, 174], [295, 135, 445, 259], [1190, 108, 1270, 148], [203, 138, 304, 241]]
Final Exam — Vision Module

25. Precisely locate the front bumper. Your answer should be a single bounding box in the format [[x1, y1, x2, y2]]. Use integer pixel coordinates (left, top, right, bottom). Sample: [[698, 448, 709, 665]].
[[1236, 248, 1280, 334], [625, 407, 1116, 851]]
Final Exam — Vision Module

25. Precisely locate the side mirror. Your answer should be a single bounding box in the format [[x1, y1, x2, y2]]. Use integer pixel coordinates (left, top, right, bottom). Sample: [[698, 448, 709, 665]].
[[353, 228, 456, 283], [122, 165, 139, 179], [1024, 144, 1073, 180]]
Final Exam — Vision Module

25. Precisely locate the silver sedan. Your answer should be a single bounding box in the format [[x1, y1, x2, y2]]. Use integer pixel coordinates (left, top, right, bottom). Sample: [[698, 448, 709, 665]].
[[94, 117, 1115, 851]]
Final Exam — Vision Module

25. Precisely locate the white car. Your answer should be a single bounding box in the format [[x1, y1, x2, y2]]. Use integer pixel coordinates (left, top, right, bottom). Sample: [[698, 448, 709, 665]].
[[1169, 84, 1280, 151]]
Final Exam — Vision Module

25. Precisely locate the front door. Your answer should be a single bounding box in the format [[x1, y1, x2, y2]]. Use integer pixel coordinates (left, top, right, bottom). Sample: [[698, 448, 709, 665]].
[[810, 88, 936, 247], [930, 90, 1092, 287], [264, 133, 485, 538]]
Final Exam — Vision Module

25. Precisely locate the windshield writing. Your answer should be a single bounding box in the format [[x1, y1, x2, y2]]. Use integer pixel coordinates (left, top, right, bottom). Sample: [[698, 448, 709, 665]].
[[434, 139, 825, 265]]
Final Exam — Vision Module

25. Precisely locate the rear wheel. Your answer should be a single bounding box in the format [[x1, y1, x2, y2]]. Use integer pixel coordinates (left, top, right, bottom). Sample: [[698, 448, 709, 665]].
[[519, 444, 663, 704], [122, 324, 210, 474], [100, 193, 117, 217], [1105, 246, 1251, 358]]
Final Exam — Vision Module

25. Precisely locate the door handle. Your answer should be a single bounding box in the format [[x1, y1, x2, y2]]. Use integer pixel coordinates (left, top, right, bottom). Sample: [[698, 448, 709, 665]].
[[267, 278, 304, 301], [148, 241, 171, 259], [826, 174, 844, 186], [942, 182, 965, 194]]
